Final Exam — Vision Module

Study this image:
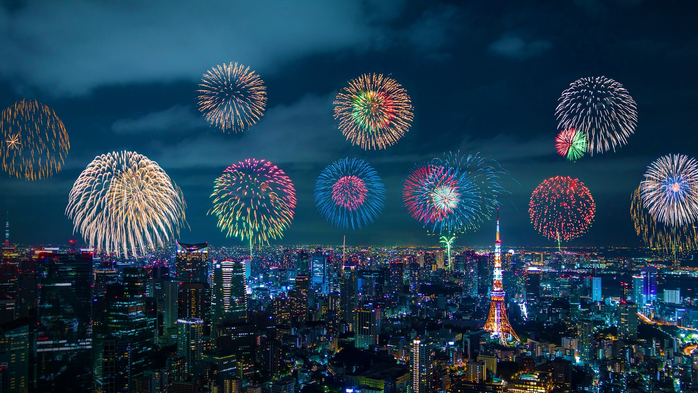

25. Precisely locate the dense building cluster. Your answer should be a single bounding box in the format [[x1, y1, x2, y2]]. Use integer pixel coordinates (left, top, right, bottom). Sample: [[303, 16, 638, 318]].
[[1, 229, 697, 393]]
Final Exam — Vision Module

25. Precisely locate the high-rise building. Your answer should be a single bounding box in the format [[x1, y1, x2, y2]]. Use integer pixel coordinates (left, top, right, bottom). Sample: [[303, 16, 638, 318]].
[[641, 267, 658, 304], [618, 301, 638, 341], [388, 260, 404, 295], [212, 261, 248, 329], [664, 289, 681, 304], [592, 277, 602, 302], [411, 338, 434, 393], [177, 318, 204, 377], [340, 266, 357, 323], [464, 360, 486, 383], [311, 249, 331, 295], [0, 317, 30, 393], [176, 241, 209, 283], [35, 252, 93, 391], [123, 267, 147, 297], [632, 275, 644, 308], [353, 307, 381, 349], [178, 282, 211, 336], [484, 210, 520, 344]]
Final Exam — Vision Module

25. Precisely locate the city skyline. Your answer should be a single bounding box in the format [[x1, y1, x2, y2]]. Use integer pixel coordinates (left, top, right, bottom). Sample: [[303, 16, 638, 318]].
[[1, 1, 697, 248]]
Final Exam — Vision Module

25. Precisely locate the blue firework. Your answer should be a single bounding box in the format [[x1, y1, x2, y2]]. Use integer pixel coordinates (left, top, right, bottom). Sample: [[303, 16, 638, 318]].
[[402, 163, 481, 234], [315, 158, 386, 229], [432, 152, 512, 225]]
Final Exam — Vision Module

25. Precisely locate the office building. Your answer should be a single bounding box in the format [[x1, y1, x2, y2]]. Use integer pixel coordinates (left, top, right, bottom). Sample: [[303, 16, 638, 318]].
[[212, 261, 248, 329], [592, 277, 602, 302], [632, 275, 644, 308], [178, 282, 211, 335], [411, 338, 434, 393], [176, 241, 209, 283], [0, 317, 30, 393], [641, 267, 658, 304], [618, 301, 638, 341], [177, 318, 204, 377], [465, 360, 486, 383], [353, 307, 381, 349]]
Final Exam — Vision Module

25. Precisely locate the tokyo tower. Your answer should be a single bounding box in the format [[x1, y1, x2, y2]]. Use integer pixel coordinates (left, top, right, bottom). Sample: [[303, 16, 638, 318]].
[[483, 208, 520, 345]]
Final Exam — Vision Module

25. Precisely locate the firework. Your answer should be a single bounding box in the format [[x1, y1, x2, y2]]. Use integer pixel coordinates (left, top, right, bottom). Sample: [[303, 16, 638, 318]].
[[402, 164, 479, 234], [432, 152, 512, 225], [314, 158, 386, 230], [0, 99, 70, 180], [529, 176, 595, 242], [555, 128, 587, 161], [209, 159, 296, 247], [197, 62, 267, 133], [555, 76, 637, 155], [631, 186, 698, 253], [66, 151, 186, 256], [640, 154, 698, 227], [334, 73, 413, 150]]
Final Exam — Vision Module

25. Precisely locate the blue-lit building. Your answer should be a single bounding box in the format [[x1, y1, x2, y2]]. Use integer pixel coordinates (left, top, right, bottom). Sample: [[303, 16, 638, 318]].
[[592, 277, 602, 302], [641, 267, 658, 304]]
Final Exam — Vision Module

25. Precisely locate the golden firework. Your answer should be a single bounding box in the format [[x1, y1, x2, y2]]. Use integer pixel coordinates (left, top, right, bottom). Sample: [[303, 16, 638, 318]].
[[66, 151, 187, 257], [0, 99, 70, 180], [334, 73, 413, 150], [631, 186, 698, 254], [197, 62, 267, 133]]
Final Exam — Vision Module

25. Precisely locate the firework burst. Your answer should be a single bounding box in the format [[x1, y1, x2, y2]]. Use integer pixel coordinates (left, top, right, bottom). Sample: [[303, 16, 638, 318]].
[[334, 73, 413, 150], [529, 176, 595, 243], [640, 154, 698, 227], [432, 152, 511, 225], [631, 186, 698, 253], [315, 158, 386, 230], [0, 99, 70, 180], [555, 76, 637, 155], [402, 164, 479, 234], [66, 151, 187, 256], [197, 62, 267, 133], [555, 128, 587, 161], [209, 159, 296, 247]]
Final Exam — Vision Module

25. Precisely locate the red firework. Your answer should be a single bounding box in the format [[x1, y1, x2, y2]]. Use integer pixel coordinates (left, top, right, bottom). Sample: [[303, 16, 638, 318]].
[[529, 176, 595, 241], [332, 175, 368, 211]]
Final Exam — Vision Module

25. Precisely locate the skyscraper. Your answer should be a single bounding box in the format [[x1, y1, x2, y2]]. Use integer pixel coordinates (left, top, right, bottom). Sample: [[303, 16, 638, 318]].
[[592, 277, 602, 302], [178, 282, 211, 336], [484, 209, 520, 344], [411, 338, 434, 393], [632, 275, 644, 308], [311, 249, 331, 295], [176, 241, 209, 283], [641, 267, 658, 304], [388, 260, 404, 295], [212, 261, 248, 329], [35, 252, 93, 391], [618, 301, 638, 341], [353, 307, 381, 349], [177, 318, 204, 377]]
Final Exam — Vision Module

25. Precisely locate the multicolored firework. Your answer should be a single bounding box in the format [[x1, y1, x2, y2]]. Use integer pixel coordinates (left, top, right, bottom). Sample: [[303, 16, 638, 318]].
[[334, 73, 413, 150], [314, 158, 386, 230], [555, 128, 587, 161], [402, 164, 479, 234], [432, 152, 512, 225], [66, 151, 187, 256], [197, 62, 267, 133], [529, 176, 595, 243], [631, 186, 698, 254], [555, 76, 637, 155], [209, 159, 296, 248], [0, 99, 70, 180], [640, 154, 698, 227]]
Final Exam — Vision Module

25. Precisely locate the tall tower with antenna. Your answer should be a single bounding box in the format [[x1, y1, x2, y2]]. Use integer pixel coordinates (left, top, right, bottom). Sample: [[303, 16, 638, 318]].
[[483, 208, 520, 345], [4, 212, 9, 247]]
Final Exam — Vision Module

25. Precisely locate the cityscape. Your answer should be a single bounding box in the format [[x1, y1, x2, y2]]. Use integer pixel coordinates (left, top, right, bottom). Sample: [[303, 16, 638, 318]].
[[1, 1, 698, 393]]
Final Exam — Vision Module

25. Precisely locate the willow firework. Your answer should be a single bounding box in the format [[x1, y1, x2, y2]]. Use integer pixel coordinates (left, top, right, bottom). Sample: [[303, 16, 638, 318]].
[[334, 73, 413, 150], [0, 99, 70, 180], [555, 128, 587, 161], [315, 158, 386, 230], [631, 186, 698, 254], [432, 152, 511, 226], [197, 62, 267, 133], [210, 159, 296, 247], [555, 76, 637, 155], [640, 154, 698, 227], [66, 151, 186, 256], [529, 176, 595, 243], [402, 164, 479, 234]]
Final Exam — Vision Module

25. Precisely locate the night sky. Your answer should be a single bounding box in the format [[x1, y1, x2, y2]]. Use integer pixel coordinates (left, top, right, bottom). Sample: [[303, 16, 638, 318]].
[[1, 0, 697, 248]]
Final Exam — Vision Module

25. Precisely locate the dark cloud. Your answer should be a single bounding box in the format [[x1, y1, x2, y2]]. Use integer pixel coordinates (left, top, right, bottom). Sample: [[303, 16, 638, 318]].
[[112, 105, 206, 134], [0, 0, 404, 96], [487, 35, 552, 59]]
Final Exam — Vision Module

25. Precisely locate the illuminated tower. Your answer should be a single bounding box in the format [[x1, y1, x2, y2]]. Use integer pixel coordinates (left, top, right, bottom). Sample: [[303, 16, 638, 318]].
[[483, 208, 520, 345]]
